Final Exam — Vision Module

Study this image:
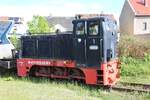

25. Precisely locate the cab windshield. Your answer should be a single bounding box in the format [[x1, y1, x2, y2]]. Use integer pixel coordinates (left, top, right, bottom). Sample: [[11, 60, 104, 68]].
[[76, 22, 85, 35], [88, 21, 99, 35]]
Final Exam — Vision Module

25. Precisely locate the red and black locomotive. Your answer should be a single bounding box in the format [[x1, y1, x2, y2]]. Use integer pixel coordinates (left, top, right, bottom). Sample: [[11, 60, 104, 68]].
[[0, 16, 120, 86], [17, 16, 120, 86]]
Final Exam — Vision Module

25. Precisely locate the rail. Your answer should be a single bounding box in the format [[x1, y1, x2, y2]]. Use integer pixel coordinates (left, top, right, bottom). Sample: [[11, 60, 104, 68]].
[[111, 82, 150, 93]]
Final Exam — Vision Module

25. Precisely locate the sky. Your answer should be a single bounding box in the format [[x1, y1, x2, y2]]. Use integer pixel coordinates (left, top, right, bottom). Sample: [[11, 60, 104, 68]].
[[0, 0, 125, 22]]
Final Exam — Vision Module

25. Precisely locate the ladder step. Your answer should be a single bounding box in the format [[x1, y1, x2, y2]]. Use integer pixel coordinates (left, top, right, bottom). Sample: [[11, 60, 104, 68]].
[[97, 70, 103, 75], [97, 75, 103, 77]]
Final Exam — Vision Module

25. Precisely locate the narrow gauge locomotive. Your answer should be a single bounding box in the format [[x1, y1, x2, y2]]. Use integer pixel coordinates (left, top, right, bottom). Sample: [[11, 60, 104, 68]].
[[17, 16, 120, 86]]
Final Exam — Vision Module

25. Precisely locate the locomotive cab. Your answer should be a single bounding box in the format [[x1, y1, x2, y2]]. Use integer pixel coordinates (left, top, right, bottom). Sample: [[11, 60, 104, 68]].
[[73, 17, 118, 67]]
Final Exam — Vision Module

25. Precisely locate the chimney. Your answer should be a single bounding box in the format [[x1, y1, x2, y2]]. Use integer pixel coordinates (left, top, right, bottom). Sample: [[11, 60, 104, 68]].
[[144, 0, 148, 7], [141, 0, 148, 7]]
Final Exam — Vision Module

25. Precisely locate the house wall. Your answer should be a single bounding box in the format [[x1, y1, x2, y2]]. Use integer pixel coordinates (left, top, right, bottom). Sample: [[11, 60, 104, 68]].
[[119, 0, 135, 35], [134, 17, 150, 35]]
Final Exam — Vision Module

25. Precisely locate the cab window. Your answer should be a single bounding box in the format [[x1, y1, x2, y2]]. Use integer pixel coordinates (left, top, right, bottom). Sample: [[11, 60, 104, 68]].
[[88, 21, 99, 35], [76, 22, 85, 35]]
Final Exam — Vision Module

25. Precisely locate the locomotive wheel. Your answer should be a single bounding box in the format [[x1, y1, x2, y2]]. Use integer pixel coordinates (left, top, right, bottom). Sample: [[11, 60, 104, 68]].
[[69, 69, 84, 77], [28, 66, 36, 77], [53, 67, 64, 76]]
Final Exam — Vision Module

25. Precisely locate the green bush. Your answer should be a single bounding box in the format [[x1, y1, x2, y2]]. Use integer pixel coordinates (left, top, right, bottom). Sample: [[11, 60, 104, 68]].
[[119, 35, 150, 76], [120, 55, 150, 76], [118, 35, 150, 58], [9, 34, 20, 50]]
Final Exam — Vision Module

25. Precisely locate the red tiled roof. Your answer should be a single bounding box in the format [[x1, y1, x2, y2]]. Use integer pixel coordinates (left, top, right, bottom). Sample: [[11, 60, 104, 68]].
[[129, 0, 150, 15], [0, 16, 9, 20]]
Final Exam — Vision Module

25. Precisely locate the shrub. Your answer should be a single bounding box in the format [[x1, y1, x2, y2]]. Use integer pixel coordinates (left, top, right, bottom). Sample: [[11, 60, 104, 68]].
[[119, 35, 150, 76], [9, 34, 20, 50], [121, 56, 150, 76], [118, 35, 150, 58]]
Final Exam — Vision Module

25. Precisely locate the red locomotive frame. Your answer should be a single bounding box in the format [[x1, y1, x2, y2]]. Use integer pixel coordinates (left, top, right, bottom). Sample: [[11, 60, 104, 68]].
[[17, 58, 120, 86]]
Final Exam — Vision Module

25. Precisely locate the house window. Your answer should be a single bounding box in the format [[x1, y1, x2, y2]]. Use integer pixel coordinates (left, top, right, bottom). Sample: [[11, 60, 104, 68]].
[[143, 22, 147, 31]]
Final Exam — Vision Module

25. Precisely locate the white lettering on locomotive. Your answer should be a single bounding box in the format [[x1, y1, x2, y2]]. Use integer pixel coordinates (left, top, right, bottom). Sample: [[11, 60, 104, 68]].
[[28, 61, 51, 65]]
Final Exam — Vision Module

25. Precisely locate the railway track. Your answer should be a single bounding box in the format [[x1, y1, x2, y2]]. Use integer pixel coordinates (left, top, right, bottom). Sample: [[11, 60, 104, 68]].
[[111, 82, 150, 93]]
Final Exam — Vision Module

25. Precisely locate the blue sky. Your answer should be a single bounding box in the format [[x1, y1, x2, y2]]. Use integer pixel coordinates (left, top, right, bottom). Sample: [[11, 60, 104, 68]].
[[0, 0, 125, 21]]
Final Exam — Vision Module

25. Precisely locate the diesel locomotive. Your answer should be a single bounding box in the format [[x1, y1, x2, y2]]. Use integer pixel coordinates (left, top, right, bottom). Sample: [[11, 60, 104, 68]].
[[0, 15, 120, 86], [17, 16, 120, 86]]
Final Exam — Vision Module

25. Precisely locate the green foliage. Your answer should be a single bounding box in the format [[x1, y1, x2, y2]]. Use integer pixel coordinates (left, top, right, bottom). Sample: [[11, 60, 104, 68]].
[[121, 56, 150, 76], [27, 15, 54, 35], [118, 35, 150, 58], [119, 35, 150, 77], [143, 53, 150, 62], [9, 34, 20, 49], [121, 76, 150, 84]]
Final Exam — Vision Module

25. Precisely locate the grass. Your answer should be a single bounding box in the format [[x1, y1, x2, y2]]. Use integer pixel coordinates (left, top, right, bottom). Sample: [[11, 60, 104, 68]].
[[120, 56, 150, 77], [121, 76, 150, 84], [0, 76, 149, 100], [118, 35, 150, 84]]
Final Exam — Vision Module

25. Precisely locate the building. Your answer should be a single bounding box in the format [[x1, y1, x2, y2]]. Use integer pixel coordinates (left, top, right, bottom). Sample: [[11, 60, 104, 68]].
[[8, 17, 27, 36], [120, 0, 150, 37], [46, 14, 117, 33], [0, 16, 27, 37], [46, 17, 75, 32]]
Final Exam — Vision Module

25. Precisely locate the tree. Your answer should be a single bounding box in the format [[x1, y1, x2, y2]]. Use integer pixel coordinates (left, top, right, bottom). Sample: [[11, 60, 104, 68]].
[[9, 34, 20, 49], [27, 15, 54, 35]]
